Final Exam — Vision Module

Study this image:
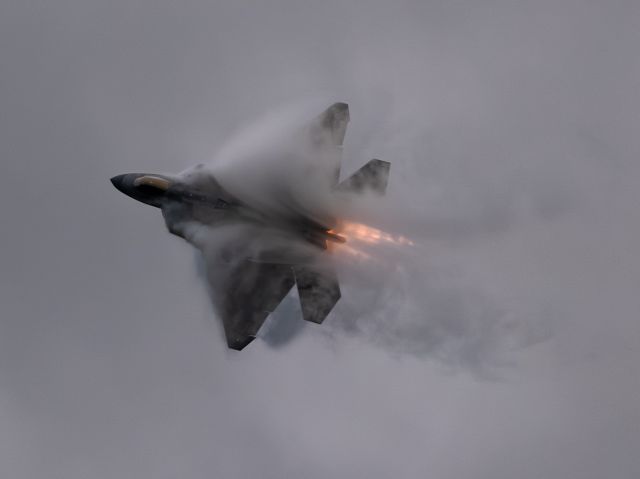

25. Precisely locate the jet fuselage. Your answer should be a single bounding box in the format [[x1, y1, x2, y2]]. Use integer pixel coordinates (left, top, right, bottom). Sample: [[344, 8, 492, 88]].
[[110, 172, 345, 251]]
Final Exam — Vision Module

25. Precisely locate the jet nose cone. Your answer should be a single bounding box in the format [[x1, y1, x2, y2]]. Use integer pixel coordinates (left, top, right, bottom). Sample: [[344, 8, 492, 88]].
[[110, 173, 168, 208], [111, 175, 127, 191], [110, 174, 127, 193]]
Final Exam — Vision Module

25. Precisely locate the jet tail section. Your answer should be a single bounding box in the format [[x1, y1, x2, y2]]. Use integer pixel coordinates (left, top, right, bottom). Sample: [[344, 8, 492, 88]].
[[335, 159, 390, 196], [293, 265, 341, 324]]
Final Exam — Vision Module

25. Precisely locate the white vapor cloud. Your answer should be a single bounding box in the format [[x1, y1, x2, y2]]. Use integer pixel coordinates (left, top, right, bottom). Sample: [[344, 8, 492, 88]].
[[187, 98, 551, 373]]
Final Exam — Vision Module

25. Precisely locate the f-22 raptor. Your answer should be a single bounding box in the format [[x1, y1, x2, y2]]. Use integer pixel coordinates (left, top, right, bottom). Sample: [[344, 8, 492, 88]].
[[111, 103, 390, 350]]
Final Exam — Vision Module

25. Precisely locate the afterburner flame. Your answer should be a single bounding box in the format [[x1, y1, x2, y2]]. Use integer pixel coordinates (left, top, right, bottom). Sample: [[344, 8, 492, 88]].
[[330, 221, 415, 247]]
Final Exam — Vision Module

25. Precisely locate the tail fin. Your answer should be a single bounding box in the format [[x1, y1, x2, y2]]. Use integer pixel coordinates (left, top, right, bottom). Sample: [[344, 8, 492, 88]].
[[335, 159, 390, 195]]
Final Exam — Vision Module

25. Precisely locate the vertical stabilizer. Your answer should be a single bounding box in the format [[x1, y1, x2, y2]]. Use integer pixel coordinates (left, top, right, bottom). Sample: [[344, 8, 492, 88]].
[[335, 159, 390, 195]]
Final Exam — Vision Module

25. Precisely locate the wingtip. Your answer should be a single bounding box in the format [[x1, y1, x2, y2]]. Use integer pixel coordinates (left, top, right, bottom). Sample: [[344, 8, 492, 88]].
[[330, 102, 349, 119], [227, 335, 256, 351]]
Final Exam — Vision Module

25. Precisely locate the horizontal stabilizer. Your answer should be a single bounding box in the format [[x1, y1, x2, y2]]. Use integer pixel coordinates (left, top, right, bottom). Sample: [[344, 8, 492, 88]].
[[335, 159, 390, 195], [293, 265, 341, 324]]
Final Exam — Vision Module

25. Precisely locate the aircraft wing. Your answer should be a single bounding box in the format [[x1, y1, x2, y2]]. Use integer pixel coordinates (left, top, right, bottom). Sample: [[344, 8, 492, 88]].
[[204, 258, 342, 350], [201, 230, 342, 350], [304, 102, 350, 187], [205, 258, 296, 350]]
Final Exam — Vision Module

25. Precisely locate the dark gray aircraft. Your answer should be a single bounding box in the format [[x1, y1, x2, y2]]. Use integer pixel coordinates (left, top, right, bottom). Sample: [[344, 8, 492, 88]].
[[111, 103, 390, 350]]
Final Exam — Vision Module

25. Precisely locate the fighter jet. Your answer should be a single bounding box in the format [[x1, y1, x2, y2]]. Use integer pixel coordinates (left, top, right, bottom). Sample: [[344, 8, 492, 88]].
[[111, 103, 390, 350]]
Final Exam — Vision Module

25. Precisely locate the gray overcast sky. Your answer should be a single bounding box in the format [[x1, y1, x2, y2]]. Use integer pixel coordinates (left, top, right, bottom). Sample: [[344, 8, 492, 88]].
[[1, 1, 640, 478]]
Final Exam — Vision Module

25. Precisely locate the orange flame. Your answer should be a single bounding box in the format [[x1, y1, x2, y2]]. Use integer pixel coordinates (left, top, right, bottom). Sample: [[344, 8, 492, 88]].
[[330, 221, 415, 247], [327, 221, 414, 260]]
